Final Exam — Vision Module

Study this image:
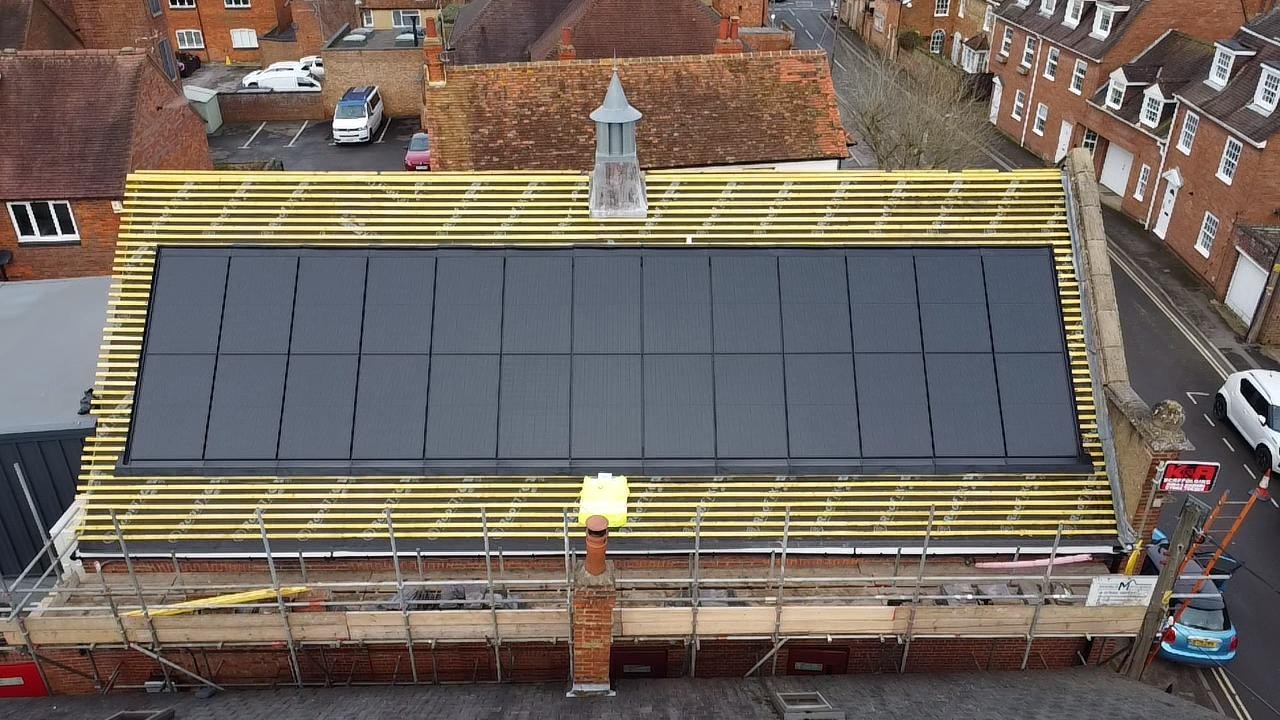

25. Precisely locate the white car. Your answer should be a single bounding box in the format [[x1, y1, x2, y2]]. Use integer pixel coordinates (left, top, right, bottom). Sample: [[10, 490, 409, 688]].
[[241, 67, 321, 92], [1214, 369, 1280, 471], [264, 55, 324, 79]]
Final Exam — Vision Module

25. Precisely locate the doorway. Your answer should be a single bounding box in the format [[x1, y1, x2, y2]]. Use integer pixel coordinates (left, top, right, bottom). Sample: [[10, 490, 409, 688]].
[[1153, 170, 1181, 239]]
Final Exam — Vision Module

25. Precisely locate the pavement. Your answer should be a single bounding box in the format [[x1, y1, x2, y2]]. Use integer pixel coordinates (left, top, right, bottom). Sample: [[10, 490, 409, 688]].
[[0, 670, 1220, 719], [208, 117, 420, 171], [185, 63, 256, 93]]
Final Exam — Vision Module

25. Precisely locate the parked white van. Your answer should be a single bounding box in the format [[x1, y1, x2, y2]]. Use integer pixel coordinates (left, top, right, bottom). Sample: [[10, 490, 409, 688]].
[[263, 55, 324, 79], [332, 86, 385, 144], [241, 67, 321, 92]]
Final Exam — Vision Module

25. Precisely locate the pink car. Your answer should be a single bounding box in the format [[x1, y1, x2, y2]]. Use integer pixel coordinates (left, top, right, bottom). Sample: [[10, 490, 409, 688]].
[[404, 132, 431, 171]]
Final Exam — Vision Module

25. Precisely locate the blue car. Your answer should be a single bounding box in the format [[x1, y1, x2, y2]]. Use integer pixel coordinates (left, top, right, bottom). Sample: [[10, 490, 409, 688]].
[[1145, 531, 1239, 667]]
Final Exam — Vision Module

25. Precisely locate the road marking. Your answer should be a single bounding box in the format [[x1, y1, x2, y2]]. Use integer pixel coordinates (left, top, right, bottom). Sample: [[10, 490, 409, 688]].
[[285, 120, 308, 147], [1223, 437, 1236, 453], [1242, 464, 1256, 480], [1197, 667, 1228, 716], [376, 119, 391, 144], [1211, 665, 1252, 720], [239, 122, 266, 149], [804, 27, 815, 39], [1203, 413, 1215, 427], [834, 58, 848, 71], [1185, 391, 1211, 406], [1271, 496, 1279, 509]]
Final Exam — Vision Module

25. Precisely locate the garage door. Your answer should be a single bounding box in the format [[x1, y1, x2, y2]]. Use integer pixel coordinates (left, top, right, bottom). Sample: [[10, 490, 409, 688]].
[[1099, 142, 1134, 196], [1226, 251, 1268, 325]]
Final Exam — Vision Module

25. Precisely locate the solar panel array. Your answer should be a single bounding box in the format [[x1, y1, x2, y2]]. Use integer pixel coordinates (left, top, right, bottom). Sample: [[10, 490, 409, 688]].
[[126, 246, 1084, 474]]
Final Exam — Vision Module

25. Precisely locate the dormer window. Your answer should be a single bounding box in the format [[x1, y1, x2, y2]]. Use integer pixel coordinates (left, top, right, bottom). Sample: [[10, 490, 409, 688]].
[[1016, 0, 1030, 8], [1040, 0, 1055, 14], [1063, 0, 1083, 27], [1208, 48, 1234, 89], [1106, 79, 1124, 108], [1139, 93, 1162, 127], [1091, 6, 1115, 38], [1252, 65, 1280, 115]]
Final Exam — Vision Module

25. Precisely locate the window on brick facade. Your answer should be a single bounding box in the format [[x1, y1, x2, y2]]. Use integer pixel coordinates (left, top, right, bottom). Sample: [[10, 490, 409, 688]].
[[145, 0, 161, 15], [1208, 48, 1233, 89], [176, 29, 204, 49], [934, 0, 949, 16], [1091, 6, 1114, 38], [8, 201, 78, 244], [1081, 128, 1099, 153], [1063, 0, 1082, 27], [224, 0, 250, 7], [1139, 94, 1162, 127], [1020, 37, 1036, 68], [1217, 137, 1243, 184], [1044, 47, 1059, 80], [1105, 80, 1124, 108], [1033, 103, 1049, 135], [392, 9, 421, 27], [1039, 0, 1055, 14], [873, 10, 885, 31], [1253, 67, 1280, 114], [930, 29, 945, 54], [158, 37, 177, 79], [1195, 212, 1220, 257], [1133, 164, 1151, 201], [1177, 112, 1199, 154], [1069, 58, 1087, 94], [999, 27, 1013, 57], [1012, 89, 1026, 120], [983, 6, 994, 31], [230, 28, 258, 47], [169, 0, 195, 7]]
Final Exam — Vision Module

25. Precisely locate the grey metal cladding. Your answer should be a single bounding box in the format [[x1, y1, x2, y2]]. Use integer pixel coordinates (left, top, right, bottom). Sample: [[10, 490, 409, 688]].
[[924, 353, 1005, 457], [983, 251, 1065, 353], [432, 255, 503, 353], [145, 252, 228, 354], [643, 354, 715, 458], [784, 353, 859, 457], [218, 255, 297, 354], [290, 256, 366, 354], [424, 354, 499, 458], [204, 354, 287, 459], [352, 354, 430, 459], [129, 354, 216, 460], [848, 253, 921, 353], [915, 253, 992, 353], [855, 353, 933, 457], [278, 355, 358, 459], [779, 255, 851, 353], [712, 255, 782, 353], [498, 355, 570, 459], [715, 354, 787, 458], [571, 355, 642, 458], [643, 254, 712, 353], [502, 254, 572, 353], [573, 255, 641, 353], [996, 353, 1080, 457], [362, 255, 435, 354]]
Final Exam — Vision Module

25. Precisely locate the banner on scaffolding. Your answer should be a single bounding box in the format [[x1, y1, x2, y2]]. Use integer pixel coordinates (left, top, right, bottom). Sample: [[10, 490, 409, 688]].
[[1085, 575, 1157, 607], [1156, 461, 1220, 494]]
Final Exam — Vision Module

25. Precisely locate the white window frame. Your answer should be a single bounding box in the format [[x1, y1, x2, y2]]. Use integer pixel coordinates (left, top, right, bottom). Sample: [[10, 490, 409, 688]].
[[1177, 111, 1199, 154], [229, 27, 258, 48], [1033, 103, 1049, 135], [934, 0, 950, 16], [1020, 36, 1036, 69], [1082, 128, 1099, 153], [873, 9, 885, 31], [1063, 0, 1083, 27], [930, 29, 945, 54], [175, 28, 204, 49], [224, 0, 249, 6], [1091, 6, 1114, 38], [1217, 137, 1243, 184], [1012, 89, 1027, 120], [1039, 0, 1055, 14], [1069, 58, 1087, 94], [1195, 211, 1220, 258], [361, 9, 373, 27], [1043, 46, 1059, 80], [1139, 94, 1162, 127], [1105, 80, 1124, 109], [7, 201, 79, 244], [1133, 164, 1151, 201], [983, 5, 994, 31], [169, 0, 195, 7], [1208, 48, 1233, 89], [999, 26, 1013, 57], [392, 9, 421, 28], [958, 0, 964, 18], [1252, 66, 1280, 114]]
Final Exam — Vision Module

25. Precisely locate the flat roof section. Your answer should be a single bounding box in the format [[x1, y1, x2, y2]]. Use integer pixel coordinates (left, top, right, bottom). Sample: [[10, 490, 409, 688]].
[[123, 246, 1087, 477]]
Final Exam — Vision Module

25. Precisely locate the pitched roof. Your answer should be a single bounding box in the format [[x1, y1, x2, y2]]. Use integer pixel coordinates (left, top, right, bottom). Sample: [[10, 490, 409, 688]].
[[1087, 32, 1213, 134], [423, 51, 849, 171], [1176, 12, 1280, 145], [448, 0, 578, 64], [525, 0, 721, 61], [995, 0, 1149, 61], [0, 49, 153, 198], [0, 0, 79, 49]]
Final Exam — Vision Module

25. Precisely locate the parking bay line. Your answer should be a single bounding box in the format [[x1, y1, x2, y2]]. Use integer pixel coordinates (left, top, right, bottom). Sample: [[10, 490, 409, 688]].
[[239, 121, 266, 149], [1223, 437, 1236, 453], [375, 119, 392, 144], [285, 120, 309, 148]]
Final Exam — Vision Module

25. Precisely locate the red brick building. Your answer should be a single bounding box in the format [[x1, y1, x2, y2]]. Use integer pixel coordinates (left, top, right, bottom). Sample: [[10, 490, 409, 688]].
[[0, 48, 211, 280], [164, 0, 292, 63], [845, 0, 997, 74], [1, 0, 183, 78]]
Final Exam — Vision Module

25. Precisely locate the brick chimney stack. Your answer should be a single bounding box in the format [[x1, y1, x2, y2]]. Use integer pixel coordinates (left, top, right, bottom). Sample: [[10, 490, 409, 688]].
[[557, 26, 576, 61], [569, 515, 616, 697], [423, 15, 445, 85], [714, 15, 744, 54]]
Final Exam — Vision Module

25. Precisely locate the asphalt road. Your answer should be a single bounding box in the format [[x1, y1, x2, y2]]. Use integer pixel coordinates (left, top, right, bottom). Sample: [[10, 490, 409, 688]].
[[209, 116, 419, 171]]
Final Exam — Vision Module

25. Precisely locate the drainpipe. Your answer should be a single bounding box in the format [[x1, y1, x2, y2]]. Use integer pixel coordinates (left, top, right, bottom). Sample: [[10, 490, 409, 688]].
[[1019, 35, 1043, 148]]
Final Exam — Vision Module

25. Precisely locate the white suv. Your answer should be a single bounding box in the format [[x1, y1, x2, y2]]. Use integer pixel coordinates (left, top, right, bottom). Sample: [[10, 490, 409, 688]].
[[332, 86, 385, 144], [1214, 369, 1280, 470]]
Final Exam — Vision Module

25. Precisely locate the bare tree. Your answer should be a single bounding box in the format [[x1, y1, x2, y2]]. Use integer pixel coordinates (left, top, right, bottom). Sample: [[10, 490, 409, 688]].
[[836, 50, 998, 170]]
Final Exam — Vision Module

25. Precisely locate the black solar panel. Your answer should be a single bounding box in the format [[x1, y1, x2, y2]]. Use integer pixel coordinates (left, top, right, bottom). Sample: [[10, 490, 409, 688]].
[[127, 247, 1085, 474]]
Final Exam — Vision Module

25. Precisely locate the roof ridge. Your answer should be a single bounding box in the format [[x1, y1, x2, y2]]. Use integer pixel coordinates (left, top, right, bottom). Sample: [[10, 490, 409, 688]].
[[527, 0, 596, 60], [452, 48, 827, 72]]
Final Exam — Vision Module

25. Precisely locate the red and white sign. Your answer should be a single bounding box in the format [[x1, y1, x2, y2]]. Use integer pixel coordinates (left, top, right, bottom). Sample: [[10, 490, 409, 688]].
[[1157, 461, 1221, 493]]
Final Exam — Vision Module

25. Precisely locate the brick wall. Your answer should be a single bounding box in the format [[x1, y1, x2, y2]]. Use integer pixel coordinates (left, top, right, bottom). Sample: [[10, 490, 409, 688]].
[[169, 0, 293, 63], [321, 47, 422, 118], [898, 0, 986, 63], [24, 0, 84, 50], [739, 27, 794, 51], [67, 0, 173, 73], [571, 582, 616, 687], [0, 199, 119, 279], [218, 89, 326, 121], [292, 0, 354, 55], [849, 0, 903, 59], [712, 0, 767, 27], [258, 37, 300, 66], [530, 0, 720, 61]]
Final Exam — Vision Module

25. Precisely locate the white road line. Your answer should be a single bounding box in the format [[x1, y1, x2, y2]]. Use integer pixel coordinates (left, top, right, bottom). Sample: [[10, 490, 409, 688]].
[[285, 120, 309, 147], [1203, 413, 1215, 427], [834, 58, 848, 71], [1212, 665, 1253, 720], [1271, 496, 1279, 509], [1223, 437, 1236, 453], [1242, 464, 1256, 480], [375, 119, 392, 144], [1197, 667, 1228, 716], [239, 122, 266, 149], [1185, 391, 1211, 405], [804, 27, 815, 39]]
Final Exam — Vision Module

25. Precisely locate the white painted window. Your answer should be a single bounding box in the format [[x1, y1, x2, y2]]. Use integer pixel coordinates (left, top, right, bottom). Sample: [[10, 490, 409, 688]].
[[1139, 94, 1162, 127], [1091, 6, 1114, 38], [983, 5, 994, 31], [1106, 80, 1124, 108], [873, 10, 885, 31], [1044, 46, 1059, 80], [224, 0, 249, 6], [1040, 0, 1055, 14], [1020, 36, 1036, 68], [169, 0, 195, 7], [175, 28, 204, 49], [1000, 26, 1013, 56], [962, 46, 989, 73], [935, 0, 950, 15], [1195, 212, 1220, 257], [1069, 58, 1087, 94], [1012, 89, 1027, 119], [1063, 0, 1083, 26], [392, 9, 421, 27], [361, 9, 373, 26], [1082, 128, 1099, 153], [1033, 103, 1049, 134], [230, 28, 258, 48], [1217, 137, 1243, 184], [1177, 112, 1199, 154], [1209, 48, 1233, 88], [1253, 66, 1280, 114], [958, 0, 964, 18], [7, 201, 78, 244], [930, 29, 945, 54], [1133, 164, 1151, 201]]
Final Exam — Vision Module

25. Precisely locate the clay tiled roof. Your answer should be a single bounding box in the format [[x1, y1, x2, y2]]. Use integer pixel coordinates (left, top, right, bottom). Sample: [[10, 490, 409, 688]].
[[526, 0, 721, 60], [423, 51, 848, 171], [1177, 10, 1280, 145], [0, 49, 150, 198], [1086, 32, 1213, 135], [0, 0, 37, 48], [996, 0, 1149, 61], [448, 0, 577, 64]]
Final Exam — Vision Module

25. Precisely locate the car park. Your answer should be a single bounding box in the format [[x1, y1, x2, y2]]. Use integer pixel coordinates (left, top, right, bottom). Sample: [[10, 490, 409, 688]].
[[1144, 530, 1239, 667], [1213, 369, 1280, 471], [241, 67, 322, 92], [404, 132, 431, 170], [332, 86, 386, 144]]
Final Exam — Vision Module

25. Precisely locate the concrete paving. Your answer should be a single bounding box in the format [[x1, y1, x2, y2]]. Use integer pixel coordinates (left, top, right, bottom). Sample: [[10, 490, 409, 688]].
[[208, 117, 420, 171], [0, 670, 1221, 719]]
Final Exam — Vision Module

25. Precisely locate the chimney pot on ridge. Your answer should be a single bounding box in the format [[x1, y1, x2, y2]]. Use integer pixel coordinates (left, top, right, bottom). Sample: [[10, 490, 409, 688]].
[[584, 515, 609, 576]]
